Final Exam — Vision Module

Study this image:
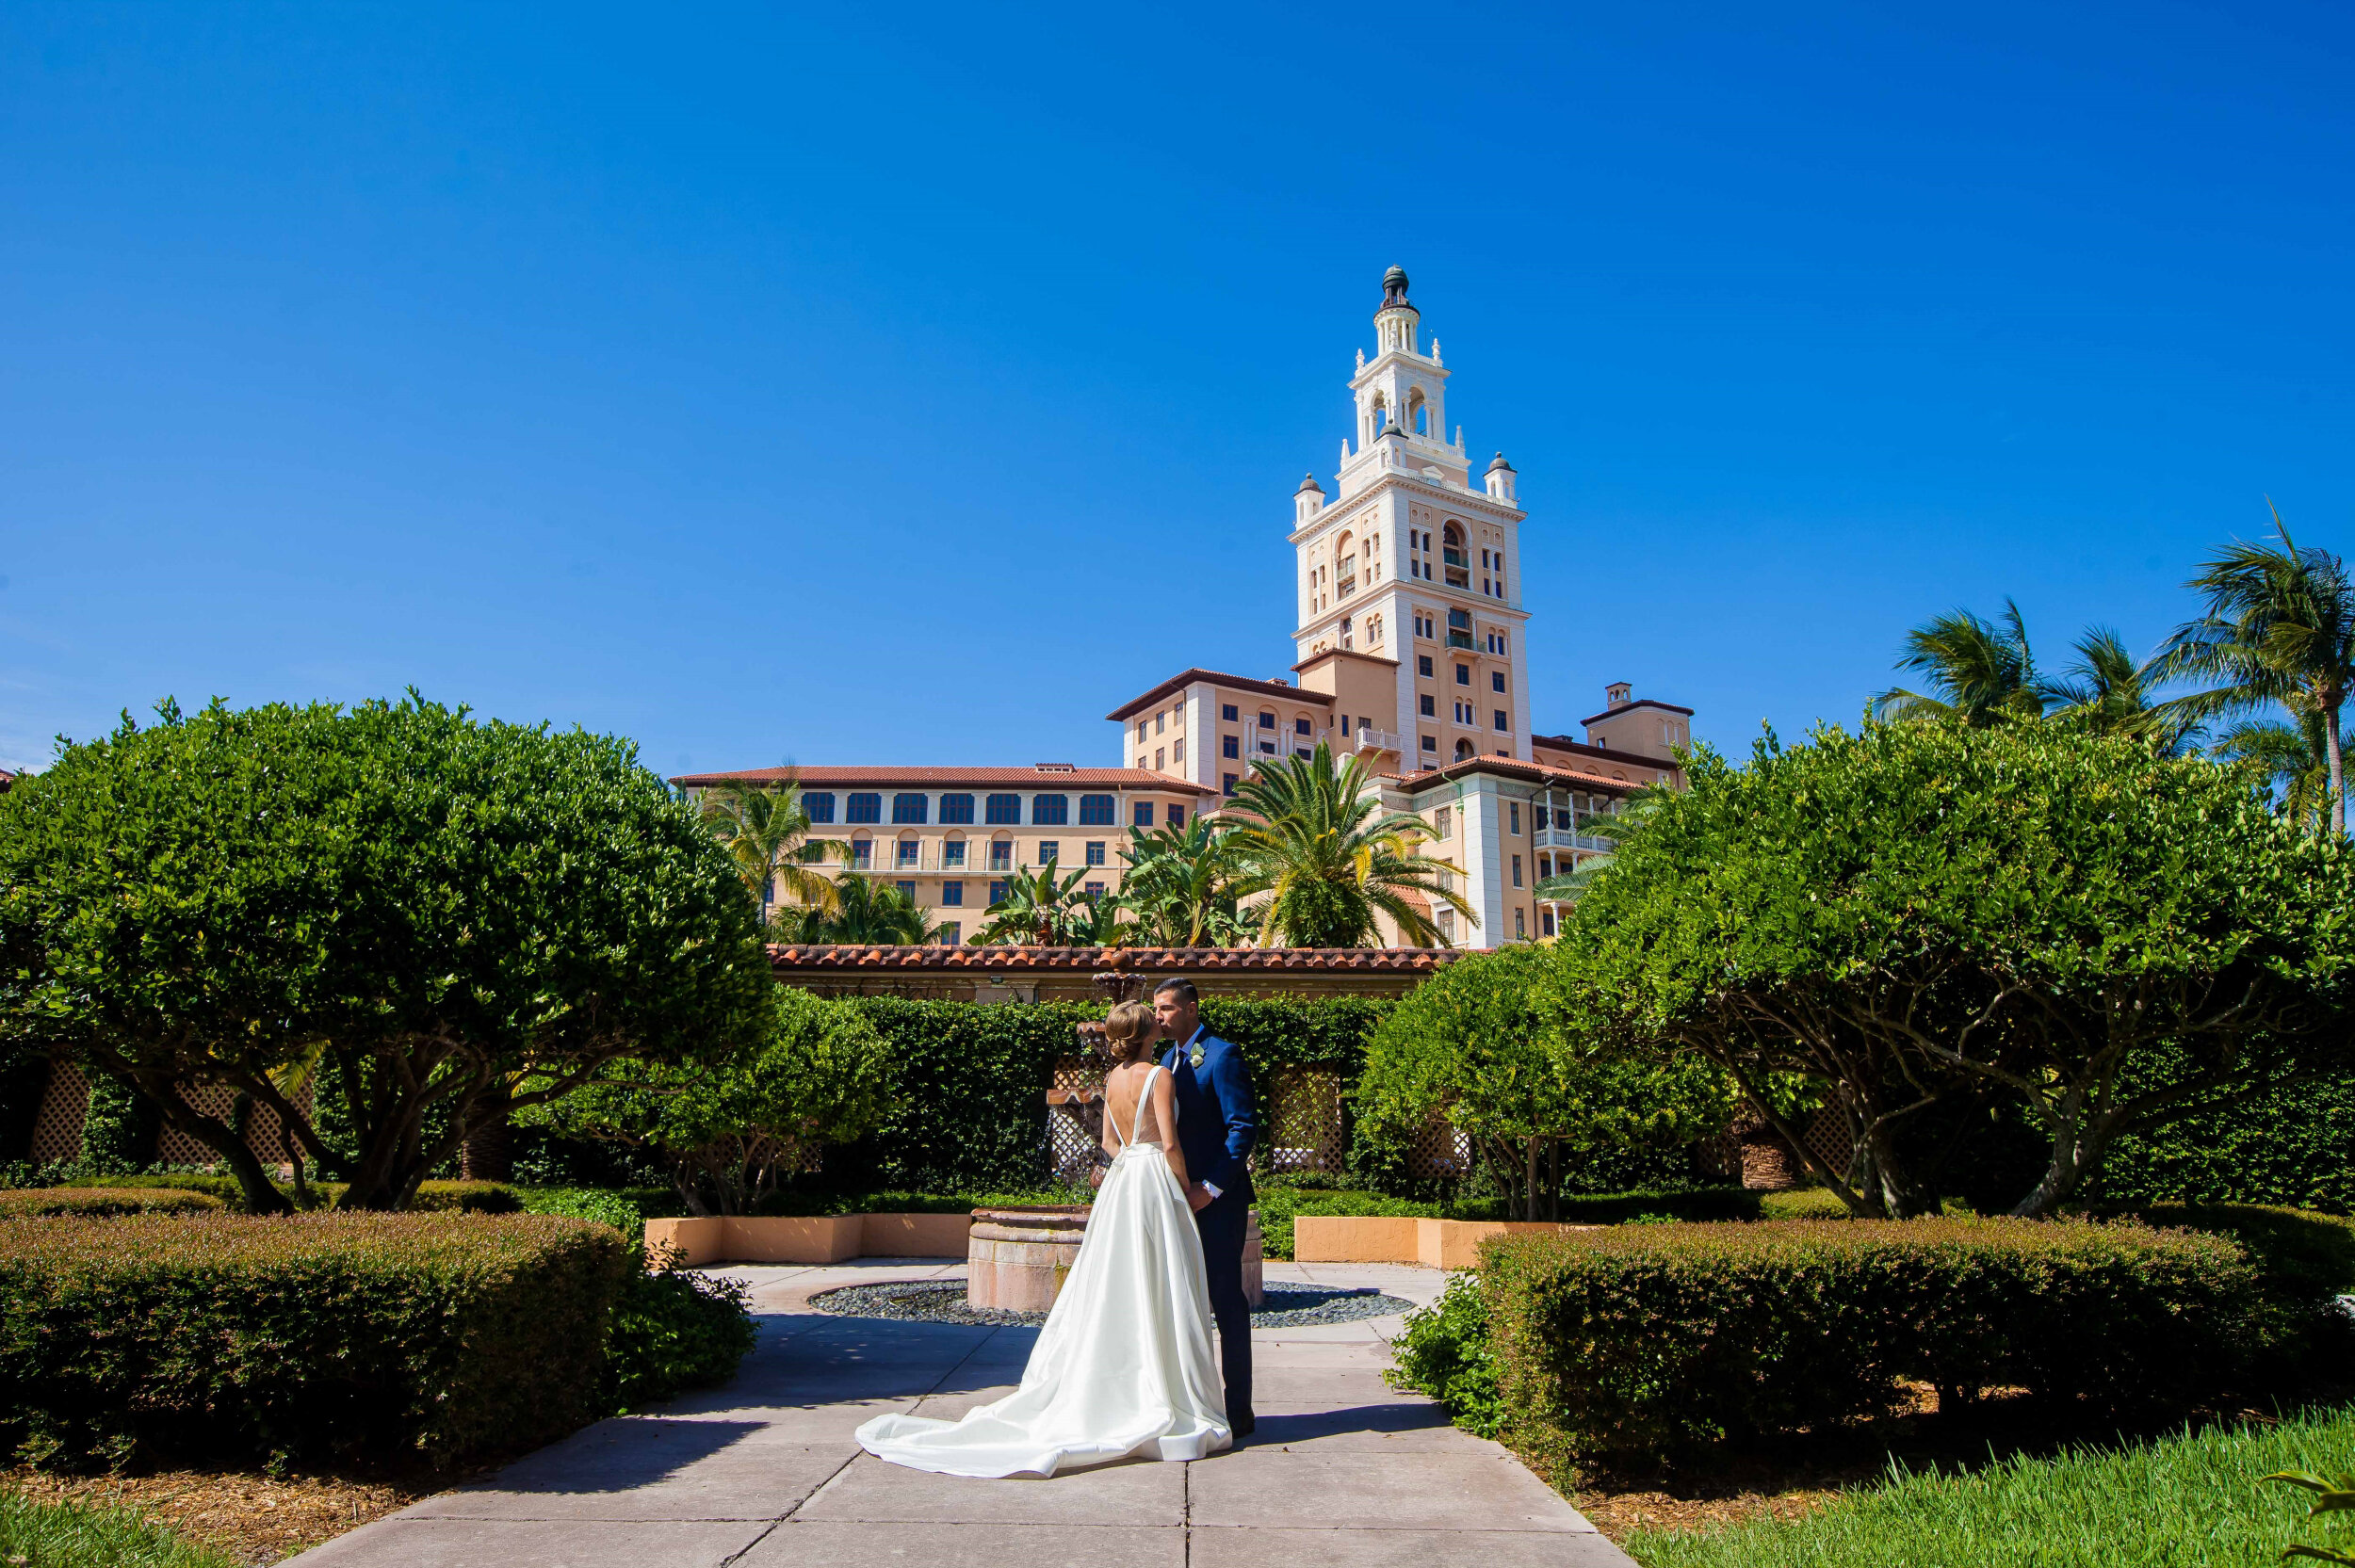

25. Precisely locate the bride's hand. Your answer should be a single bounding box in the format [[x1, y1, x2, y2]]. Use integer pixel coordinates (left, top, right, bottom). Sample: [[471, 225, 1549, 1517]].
[[1186, 1182, 1213, 1213]]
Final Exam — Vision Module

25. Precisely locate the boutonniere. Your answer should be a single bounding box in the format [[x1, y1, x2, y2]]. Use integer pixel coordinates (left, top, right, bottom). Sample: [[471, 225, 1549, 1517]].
[[1189, 1043, 1206, 1070]]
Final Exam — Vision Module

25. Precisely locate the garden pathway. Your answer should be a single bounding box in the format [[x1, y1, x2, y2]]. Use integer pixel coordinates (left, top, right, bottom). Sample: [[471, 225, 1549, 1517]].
[[288, 1259, 1632, 1567]]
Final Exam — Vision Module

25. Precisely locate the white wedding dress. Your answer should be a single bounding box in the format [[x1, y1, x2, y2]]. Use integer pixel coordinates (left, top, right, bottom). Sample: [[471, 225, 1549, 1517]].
[[854, 1066, 1232, 1477]]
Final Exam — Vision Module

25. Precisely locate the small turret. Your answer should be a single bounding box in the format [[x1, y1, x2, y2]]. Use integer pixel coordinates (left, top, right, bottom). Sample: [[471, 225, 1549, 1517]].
[[1294, 472, 1325, 525], [1485, 451, 1518, 503], [1373, 265, 1420, 355]]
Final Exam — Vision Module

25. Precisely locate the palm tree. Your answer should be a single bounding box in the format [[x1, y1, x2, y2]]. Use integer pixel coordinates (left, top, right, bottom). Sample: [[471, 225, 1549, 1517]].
[[2216, 712, 2333, 830], [1532, 784, 1665, 907], [971, 858, 1098, 946], [1874, 600, 2048, 727], [1115, 817, 1254, 947], [695, 778, 839, 925], [796, 871, 952, 946], [2045, 627, 2196, 752], [1220, 743, 1476, 948], [2161, 508, 2355, 834]]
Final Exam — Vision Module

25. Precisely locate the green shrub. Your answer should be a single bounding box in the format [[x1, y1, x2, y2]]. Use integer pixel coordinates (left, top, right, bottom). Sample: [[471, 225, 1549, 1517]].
[[0, 1488, 236, 1568], [521, 1186, 666, 1258], [1554, 1188, 1760, 1225], [1255, 1188, 1436, 1259], [606, 1263, 756, 1413], [0, 1188, 221, 1217], [1388, 1271, 1503, 1438], [1467, 1219, 2271, 1474], [389, 1180, 521, 1213], [0, 1213, 630, 1470], [0, 1171, 521, 1214], [1759, 1187, 1852, 1220], [2089, 1059, 2355, 1216]]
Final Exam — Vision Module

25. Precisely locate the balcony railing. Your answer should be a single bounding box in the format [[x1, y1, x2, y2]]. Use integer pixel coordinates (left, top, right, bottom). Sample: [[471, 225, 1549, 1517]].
[[1442, 547, 1469, 567], [1534, 828, 1616, 852], [1336, 576, 1356, 599], [1445, 630, 1474, 649]]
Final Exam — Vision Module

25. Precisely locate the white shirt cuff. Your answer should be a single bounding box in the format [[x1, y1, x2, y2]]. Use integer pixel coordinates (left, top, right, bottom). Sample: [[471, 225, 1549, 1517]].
[[1200, 1180, 1222, 1199]]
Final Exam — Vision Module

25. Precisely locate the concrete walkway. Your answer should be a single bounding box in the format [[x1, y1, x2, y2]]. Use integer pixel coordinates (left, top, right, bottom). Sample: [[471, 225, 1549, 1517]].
[[291, 1259, 1633, 1567]]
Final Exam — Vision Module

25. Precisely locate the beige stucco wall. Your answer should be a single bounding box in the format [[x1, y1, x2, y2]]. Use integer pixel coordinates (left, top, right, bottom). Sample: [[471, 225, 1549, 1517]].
[[644, 1212, 972, 1267], [1291, 1214, 1601, 1269]]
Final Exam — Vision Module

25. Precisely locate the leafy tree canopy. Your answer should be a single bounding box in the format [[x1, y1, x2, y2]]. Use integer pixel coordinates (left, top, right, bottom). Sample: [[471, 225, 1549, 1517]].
[[1566, 719, 2355, 1218], [0, 696, 775, 1211]]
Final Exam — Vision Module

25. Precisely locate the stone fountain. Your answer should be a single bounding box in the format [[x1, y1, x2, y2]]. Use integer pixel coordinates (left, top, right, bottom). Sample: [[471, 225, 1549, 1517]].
[[966, 952, 1260, 1312]]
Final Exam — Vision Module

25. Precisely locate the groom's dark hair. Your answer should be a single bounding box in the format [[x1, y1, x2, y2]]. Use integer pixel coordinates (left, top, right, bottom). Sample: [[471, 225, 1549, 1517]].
[[1153, 978, 1199, 1008]]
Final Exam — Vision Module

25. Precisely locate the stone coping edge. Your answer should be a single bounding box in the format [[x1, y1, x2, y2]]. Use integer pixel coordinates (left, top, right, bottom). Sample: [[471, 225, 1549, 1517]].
[[1292, 1214, 1600, 1270], [645, 1212, 975, 1266]]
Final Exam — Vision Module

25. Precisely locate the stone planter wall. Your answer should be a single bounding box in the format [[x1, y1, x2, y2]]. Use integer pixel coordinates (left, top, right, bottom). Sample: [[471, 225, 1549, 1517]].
[[644, 1212, 973, 1267], [1292, 1214, 1600, 1269]]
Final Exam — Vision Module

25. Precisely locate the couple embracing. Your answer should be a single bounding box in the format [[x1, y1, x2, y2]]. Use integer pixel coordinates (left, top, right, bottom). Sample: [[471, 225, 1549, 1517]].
[[856, 978, 1257, 1478]]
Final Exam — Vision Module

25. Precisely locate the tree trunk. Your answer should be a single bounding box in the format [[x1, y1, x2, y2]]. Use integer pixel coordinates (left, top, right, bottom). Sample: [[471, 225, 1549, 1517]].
[[2326, 700, 2346, 838], [460, 1084, 513, 1183], [134, 1077, 294, 1215]]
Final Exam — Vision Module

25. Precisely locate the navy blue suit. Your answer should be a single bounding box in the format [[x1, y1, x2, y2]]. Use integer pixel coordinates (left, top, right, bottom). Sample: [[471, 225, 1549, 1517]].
[[1163, 1026, 1256, 1428]]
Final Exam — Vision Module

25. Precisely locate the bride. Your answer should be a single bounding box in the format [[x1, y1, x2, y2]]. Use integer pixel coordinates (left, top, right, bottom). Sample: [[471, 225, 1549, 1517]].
[[854, 1000, 1232, 1477]]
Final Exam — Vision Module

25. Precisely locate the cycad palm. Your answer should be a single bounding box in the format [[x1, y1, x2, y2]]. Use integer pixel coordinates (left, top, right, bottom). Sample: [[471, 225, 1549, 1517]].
[[1874, 600, 2048, 726], [2161, 507, 2355, 834], [1117, 817, 1253, 947], [696, 778, 838, 924], [1221, 743, 1475, 947]]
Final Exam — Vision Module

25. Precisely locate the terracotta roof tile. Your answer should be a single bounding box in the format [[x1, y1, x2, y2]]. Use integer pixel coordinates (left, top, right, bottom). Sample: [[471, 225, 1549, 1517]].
[[673, 765, 1215, 795], [1380, 755, 1648, 793], [1106, 669, 1333, 721], [768, 944, 1468, 972]]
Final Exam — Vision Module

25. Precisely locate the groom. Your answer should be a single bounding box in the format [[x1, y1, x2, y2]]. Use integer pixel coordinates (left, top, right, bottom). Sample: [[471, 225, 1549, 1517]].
[[1152, 977, 1256, 1438]]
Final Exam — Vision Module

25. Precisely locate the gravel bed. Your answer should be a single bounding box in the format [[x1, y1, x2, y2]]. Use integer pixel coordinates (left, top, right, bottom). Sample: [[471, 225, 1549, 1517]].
[[809, 1278, 1417, 1329]]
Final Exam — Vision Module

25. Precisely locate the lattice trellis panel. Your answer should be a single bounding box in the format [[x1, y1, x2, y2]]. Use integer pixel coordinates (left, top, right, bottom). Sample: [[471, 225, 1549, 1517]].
[[1257, 1068, 1345, 1176], [28, 1062, 89, 1166], [1048, 1056, 1107, 1185], [1405, 1111, 1472, 1181], [23, 1064, 318, 1170], [1800, 1105, 1852, 1174]]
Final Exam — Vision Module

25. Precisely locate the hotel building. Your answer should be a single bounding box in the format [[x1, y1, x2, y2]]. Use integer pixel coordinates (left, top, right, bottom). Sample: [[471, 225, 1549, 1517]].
[[680, 268, 1693, 948]]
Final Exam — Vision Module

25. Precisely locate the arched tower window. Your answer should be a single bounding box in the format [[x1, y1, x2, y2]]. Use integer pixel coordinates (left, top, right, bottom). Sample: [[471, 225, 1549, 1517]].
[[1454, 739, 1475, 761], [1340, 615, 1354, 651], [1408, 388, 1427, 435]]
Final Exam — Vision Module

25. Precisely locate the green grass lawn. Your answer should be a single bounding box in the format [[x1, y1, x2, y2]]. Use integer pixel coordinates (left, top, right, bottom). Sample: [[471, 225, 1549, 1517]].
[[1624, 1404, 2355, 1568], [0, 1490, 236, 1568]]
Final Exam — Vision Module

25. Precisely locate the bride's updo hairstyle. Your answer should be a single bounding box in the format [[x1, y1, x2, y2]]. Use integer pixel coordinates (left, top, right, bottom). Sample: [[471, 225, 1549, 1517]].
[[1101, 1001, 1159, 1066]]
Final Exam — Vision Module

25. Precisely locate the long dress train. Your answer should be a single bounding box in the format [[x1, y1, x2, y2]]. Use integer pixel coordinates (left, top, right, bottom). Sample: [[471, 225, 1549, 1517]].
[[853, 1066, 1232, 1477]]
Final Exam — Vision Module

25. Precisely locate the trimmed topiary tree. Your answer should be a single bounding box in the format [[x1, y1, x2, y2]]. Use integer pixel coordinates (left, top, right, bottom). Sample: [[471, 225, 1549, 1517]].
[[0, 697, 775, 1213], [1568, 719, 2355, 1218]]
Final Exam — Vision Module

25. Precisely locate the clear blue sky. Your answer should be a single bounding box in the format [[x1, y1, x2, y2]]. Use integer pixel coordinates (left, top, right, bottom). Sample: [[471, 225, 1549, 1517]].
[[4, 3, 2349, 778]]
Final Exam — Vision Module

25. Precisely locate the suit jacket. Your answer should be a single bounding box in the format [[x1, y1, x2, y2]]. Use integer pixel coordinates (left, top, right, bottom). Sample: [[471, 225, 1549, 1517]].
[[1161, 1027, 1256, 1204]]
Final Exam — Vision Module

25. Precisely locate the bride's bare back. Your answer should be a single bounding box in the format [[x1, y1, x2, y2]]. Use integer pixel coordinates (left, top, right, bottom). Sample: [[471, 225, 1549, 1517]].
[[1101, 1059, 1190, 1187]]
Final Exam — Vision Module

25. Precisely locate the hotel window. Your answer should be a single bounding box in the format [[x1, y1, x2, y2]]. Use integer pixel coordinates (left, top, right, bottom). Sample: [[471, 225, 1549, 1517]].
[[1516, 908, 1527, 938], [1133, 801, 1154, 828], [940, 793, 974, 824], [1156, 712, 1166, 736], [1509, 802, 1521, 834], [1136, 719, 1149, 743], [1420, 694, 1436, 718], [1031, 794, 1068, 825], [1437, 908, 1455, 943], [804, 792, 836, 823], [943, 840, 966, 866], [1259, 709, 1275, 728], [1222, 703, 1239, 722], [1435, 806, 1452, 837], [896, 839, 920, 866], [1085, 881, 1105, 897], [939, 881, 963, 908], [1491, 671, 1506, 693], [848, 838, 872, 866], [1418, 655, 1434, 677], [1085, 842, 1107, 866], [1366, 614, 1383, 646], [896, 880, 918, 901], [1495, 709, 1510, 731], [892, 793, 928, 824], [1038, 841, 1061, 865], [1421, 734, 1437, 752], [1155, 748, 1164, 769], [939, 921, 960, 946], [846, 792, 882, 823], [989, 880, 1008, 905], [1166, 803, 1184, 827], [1512, 855, 1523, 888], [1294, 716, 1312, 736], [1414, 612, 1434, 640], [1487, 633, 1509, 656], [1223, 773, 1239, 796], [989, 840, 1013, 870], [984, 793, 1020, 824], [1259, 736, 1276, 755], [1455, 663, 1470, 686], [1080, 794, 1114, 825], [1223, 735, 1238, 759], [1454, 701, 1472, 724], [1172, 737, 1184, 762]]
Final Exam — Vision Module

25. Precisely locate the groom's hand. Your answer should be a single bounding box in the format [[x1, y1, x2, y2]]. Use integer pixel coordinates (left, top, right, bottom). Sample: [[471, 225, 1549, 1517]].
[[1186, 1182, 1213, 1213]]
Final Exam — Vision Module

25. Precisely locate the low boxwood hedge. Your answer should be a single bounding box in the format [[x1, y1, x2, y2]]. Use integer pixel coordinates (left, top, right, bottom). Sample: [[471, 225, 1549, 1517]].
[[0, 1172, 522, 1214], [0, 1213, 630, 1470], [1462, 1219, 2274, 1476], [0, 1188, 222, 1218]]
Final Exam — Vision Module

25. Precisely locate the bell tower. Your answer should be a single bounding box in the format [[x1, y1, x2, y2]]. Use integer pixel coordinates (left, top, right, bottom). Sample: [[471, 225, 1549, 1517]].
[[1290, 268, 1534, 767]]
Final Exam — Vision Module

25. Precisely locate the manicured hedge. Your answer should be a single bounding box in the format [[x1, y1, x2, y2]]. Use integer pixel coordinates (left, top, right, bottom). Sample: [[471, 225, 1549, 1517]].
[[0, 1214, 630, 1469], [0, 1172, 522, 1214], [0, 1188, 220, 1218], [1470, 1220, 2271, 1474]]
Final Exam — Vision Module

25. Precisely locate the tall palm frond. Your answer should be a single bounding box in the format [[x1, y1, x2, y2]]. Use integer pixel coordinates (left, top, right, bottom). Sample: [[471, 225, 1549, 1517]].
[[2160, 505, 2355, 834], [2216, 711, 2333, 832], [1875, 600, 2047, 727], [1219, 742, 1476, 948], [1116, 817, 1253, 947], [2045, 627, 2198, 752], [695, 777, 840, 922], [805, 872, 952, 946], [971, 858, 1099, 946]]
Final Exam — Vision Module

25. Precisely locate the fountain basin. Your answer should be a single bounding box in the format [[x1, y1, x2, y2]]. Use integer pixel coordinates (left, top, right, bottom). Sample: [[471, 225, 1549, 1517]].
[[966, 1204, 1265, 1312]]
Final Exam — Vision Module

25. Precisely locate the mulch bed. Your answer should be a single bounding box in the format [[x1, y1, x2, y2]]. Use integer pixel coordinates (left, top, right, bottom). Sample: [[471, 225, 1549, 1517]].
[[2, 1466, 440, 1565]]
